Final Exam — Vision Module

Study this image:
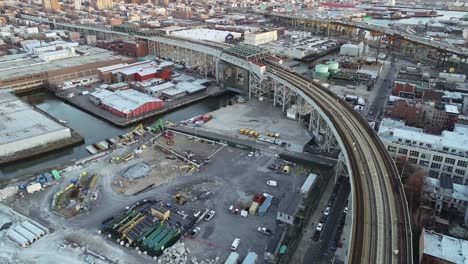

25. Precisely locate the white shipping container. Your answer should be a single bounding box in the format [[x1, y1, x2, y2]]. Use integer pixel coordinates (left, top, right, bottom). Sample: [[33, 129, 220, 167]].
[[26, 183, 42, 194]]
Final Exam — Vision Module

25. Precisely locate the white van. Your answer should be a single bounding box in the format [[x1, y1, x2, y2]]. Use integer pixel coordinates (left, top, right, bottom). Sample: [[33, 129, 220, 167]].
[[230, 238, 240, 251]]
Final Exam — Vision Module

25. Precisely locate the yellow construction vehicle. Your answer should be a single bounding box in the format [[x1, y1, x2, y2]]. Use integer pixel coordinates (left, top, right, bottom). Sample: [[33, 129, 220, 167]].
[[122, 124, 144, 142], [239, 128, 246, 134], [172, 194, 187, 205]]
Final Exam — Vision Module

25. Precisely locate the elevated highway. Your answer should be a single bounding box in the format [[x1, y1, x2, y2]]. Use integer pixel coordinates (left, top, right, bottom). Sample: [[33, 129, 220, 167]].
[[19, 14, 414, 263], [246, 9, 468, 58]]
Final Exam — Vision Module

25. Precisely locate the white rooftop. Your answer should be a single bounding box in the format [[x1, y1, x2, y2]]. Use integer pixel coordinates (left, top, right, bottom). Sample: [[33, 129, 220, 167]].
[[378, 118, 468, 156], [170, 28, 241, 43], [0, 93, 69, 145], [422, 229, 468, 264], [445, 104, 460, 114], [176, 81, 206, 94], [98, 89, 161, 114], [147, 82, 175, 93], [162, 87, 186, 96]]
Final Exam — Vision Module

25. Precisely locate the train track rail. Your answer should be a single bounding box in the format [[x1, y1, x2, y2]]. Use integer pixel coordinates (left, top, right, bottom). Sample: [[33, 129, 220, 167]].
[[265, 63, 412, 264]]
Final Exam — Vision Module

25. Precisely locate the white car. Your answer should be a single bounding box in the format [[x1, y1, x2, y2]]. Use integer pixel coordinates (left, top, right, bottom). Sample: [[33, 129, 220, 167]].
[[266, 180, 278, 187], [248, 151, 254, 157], [344, 207, 348, 214], [194, 210, 201, 218], [204, 210, 215, 221], [324, 206, 331, 216], [190, 227, 200, 237], [257, 227, 273, 235], [316, 223, 324, 232]]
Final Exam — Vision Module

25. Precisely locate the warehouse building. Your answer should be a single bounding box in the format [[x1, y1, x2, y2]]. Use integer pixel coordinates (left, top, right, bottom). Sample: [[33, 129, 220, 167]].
[[144, 82, 175, 97], [161, 87, 187, 100], [0, 47, 133, 92], [0, 93, 72, 157], [244, 30, 278, 46], [90, 89, 164, 118], [176, 81, 206, 94]]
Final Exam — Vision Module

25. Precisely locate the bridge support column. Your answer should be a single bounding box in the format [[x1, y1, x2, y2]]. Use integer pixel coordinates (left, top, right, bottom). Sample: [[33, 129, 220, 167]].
[[334, 152, 348, 182], [249, 72, 262, 98]]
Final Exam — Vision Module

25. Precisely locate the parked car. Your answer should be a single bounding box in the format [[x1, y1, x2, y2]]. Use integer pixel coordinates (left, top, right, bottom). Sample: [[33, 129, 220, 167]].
[[257, 227, 273, 236], [194, 210, 202, 218], [343, 207, 348, 214], [316, 223, 324, 232], [204, 210, 215, 221], [231, 238, 241, 251], [312, 231, 320, 241], [190, 227, 200, 237], [324, 206, 331, 216], [248, 151, 254, 157], [266, 180, 278, 187]]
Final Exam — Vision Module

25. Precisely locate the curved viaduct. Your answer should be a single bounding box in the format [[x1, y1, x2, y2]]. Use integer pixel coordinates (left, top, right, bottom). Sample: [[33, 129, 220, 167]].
[[20, 14, 414, 264]]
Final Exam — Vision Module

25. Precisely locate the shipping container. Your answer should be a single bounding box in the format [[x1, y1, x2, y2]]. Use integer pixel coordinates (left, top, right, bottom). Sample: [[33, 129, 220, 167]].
[[258, 194, 273, 216], [224, 252, 240, 264], [242, 252, 258, 264], [249, 202, 259, 215], [26, 183, 42, 194]]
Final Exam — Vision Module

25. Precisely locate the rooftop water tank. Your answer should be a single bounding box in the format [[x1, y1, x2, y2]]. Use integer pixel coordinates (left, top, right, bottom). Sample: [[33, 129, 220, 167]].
[[327, 61, 339, 70], [315, 64, 329, 73]]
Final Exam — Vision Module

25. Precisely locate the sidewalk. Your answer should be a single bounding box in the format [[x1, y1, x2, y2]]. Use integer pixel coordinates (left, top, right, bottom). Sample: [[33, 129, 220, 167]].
[[289, 174, 337, 264]]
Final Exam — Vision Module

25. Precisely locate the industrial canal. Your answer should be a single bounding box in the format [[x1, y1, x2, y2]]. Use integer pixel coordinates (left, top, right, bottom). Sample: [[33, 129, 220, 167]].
[[0, 90, 235, 181]]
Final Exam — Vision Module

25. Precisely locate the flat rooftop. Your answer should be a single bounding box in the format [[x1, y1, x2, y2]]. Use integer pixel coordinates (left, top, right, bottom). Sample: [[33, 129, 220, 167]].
[[0, 93, 68, 145], [378, 118, 468, 156], [422, 229, 468, 264], [0, 52, 129, 81]]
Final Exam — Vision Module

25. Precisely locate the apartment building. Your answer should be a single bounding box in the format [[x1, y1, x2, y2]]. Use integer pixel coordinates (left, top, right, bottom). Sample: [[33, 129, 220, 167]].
[[422, 176, 468, 216], [378, 118, 468, 185]]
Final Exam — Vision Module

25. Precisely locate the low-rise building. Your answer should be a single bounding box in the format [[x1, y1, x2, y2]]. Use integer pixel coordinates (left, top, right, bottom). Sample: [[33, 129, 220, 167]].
[[378, 118, 468, 185], [419, 228, 468, 264], [244, 30, 278, 46], [422, 176, 468, 215], [90, 89, 164, 118], [276, 192, 302, 225]]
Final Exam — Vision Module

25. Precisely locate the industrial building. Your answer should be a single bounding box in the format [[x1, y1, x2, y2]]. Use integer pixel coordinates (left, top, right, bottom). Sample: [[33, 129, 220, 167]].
[[276, 192, 302, 225], [0, 93, 72, 157], [90, 89, 164, 118], [98, 60, 173, 83], [0, 47, 133, 92], [244, 30, 278, 46], [378, 118, 468, 185]]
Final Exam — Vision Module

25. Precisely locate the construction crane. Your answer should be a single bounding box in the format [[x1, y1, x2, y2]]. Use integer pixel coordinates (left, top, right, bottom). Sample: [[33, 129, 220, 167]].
[[122, 124, 144, 142], [149, 119, 165, 132]]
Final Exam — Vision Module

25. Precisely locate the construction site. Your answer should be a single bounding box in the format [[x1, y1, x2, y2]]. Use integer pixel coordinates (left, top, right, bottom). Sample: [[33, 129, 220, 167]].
[[0, 95, 330, 263]]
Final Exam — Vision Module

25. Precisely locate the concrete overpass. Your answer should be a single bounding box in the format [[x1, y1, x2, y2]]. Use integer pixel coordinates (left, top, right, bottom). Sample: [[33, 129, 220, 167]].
[[246, 9, 468, 58], [19, 14, 414, 264]]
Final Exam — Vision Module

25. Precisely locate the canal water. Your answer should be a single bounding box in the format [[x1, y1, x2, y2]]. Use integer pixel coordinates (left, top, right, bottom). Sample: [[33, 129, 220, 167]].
[[369, 10, 467, 27], [0, 90, 235, 180]]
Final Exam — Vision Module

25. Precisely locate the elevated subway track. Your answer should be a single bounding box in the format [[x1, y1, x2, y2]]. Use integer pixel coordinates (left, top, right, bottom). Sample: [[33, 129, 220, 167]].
[[265, 64, 413, 264], [20, 14, 413, 263]]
